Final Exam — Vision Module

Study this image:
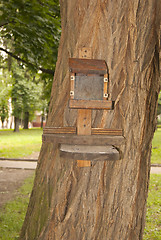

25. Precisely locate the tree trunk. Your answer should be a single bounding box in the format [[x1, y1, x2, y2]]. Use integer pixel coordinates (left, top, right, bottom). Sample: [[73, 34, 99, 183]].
[[20, 1, 160, 240], [41, 114, 44, 128], [1, 120, 4, 129], [23, 112, 29, 129], [14, 117, 20, 132]]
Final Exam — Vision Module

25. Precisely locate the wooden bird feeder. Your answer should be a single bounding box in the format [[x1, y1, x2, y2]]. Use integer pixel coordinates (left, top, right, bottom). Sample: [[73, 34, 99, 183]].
[[43, 51, 125, 167]]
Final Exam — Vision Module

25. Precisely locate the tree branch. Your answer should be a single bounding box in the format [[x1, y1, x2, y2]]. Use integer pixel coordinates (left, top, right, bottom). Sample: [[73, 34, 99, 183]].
[[0, 47, 54, 75], [0, 20, 15, 28]]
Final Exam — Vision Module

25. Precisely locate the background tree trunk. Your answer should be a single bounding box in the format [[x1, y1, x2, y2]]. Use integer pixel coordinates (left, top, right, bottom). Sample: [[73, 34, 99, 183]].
[[23, 112, 29, 129], [41, 114, 45, 128], [14, 117, 20, 132], [20, 1, 160, 240]]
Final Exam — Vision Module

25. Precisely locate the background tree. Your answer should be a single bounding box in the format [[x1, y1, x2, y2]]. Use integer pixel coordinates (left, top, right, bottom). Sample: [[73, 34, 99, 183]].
[[20, 1, 160, 240], [0, 99, 9, 128], [0, 0, 61, 118], [157, 91, 161, 117], [11, 62, 44, 131], [0, 66, 11, 127], [0, 0, 60, 76]]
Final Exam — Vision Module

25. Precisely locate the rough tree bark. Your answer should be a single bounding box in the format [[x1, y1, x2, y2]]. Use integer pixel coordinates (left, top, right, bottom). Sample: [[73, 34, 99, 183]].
[[20, 1, 160, 240]]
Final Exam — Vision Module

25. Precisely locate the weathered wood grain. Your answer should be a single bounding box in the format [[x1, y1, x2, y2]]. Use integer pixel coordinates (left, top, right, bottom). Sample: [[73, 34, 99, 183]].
[[69, 99, 113, 109], [69, 58, 107, 74], [70, 72, 75, 99], [77, 109, 91, 166], [77, 109, 91, 135], [43, 127, 123, 135], [42, 134, 126, 146], [60, 145, 120, 161], [103, 73, 108, 100]]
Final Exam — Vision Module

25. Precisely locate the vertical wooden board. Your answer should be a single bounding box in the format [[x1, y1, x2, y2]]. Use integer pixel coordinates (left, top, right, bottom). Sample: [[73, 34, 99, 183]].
[[77, 109, 91, 135], [77, 160, 91, 167], [70, 73, 75, 99], [103, 73, 108, 100], [78, 47, 92, 59], [77, 49, 92, 167], [77, 109, 91, 167]]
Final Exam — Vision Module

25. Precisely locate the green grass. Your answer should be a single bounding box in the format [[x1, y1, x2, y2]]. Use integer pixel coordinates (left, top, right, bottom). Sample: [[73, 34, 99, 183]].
[[0, 174, 34, 240], [0, 128, 43, 158], [151, 129, 161, 164], [143, 174, 161, 240]]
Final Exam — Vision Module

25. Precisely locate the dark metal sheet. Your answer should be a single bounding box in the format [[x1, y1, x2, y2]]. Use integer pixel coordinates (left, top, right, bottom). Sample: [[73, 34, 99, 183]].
[[74, 75, 104, 100]]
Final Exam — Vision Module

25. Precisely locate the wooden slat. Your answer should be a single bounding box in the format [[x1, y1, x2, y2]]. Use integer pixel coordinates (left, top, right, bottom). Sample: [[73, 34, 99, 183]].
[[77, 109, 91, 167], [92, 128, 123, 136], [77, 109, 91, 135], [43, 127, 76, 134], [42, 134, 126, 146], [78, 47, 92, 59], [43, 127, 123, 136], [60, 145, 120, 161], [69, 99, 113, 110], [69, 58, 107, 75], [70, 73, 75, 99], [103, 73, 108, 100]]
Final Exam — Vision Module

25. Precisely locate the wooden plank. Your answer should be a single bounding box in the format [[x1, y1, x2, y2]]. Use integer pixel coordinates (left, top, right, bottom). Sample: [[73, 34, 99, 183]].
[[77, 160, 91, 167], [43, 127, 76, 134], [42, 134, 126, 146], [69, 58, 107, 75], [77, 109, 91, 166], [77, 109, 91, 135], [103, 73, 108, 100], [69, 99, 113, 110], [78, 48, 92, 59], [43, 127, 123, 136], [60, 145, 120, 161], [92, 128, 123, 136], [70, 73, 75, 99]]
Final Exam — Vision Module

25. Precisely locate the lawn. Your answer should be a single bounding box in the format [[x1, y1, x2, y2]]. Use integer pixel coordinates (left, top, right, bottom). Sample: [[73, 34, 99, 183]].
[[151, 128, 161, 164], [0, 128, 43, 158], [143, 174, 161, 240], [0, 174, 34, 240]]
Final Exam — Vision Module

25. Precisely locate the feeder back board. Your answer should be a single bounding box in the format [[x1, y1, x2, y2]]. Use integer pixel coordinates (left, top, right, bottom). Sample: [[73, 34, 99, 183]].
[[69, 58, 111, 110]]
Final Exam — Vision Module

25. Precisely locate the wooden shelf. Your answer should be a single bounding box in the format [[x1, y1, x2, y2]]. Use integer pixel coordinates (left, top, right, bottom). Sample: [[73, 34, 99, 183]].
[[42, 133, 125, 146], [43, 127, 125, 163], [60, 144, 120, 161]]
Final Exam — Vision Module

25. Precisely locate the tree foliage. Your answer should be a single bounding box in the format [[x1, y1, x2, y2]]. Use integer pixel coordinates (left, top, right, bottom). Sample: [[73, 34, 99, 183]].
[[11, 63, 43, 123], [0, 69, 11, 126], [0, 99, 9, 127], [0, 1, 61, 130], [0, 0, 61, 75]]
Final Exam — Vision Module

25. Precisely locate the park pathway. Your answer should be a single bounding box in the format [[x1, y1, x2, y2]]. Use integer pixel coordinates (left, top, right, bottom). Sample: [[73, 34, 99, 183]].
[[0, 156, 161, 173], [0, 160, 37, 169]]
